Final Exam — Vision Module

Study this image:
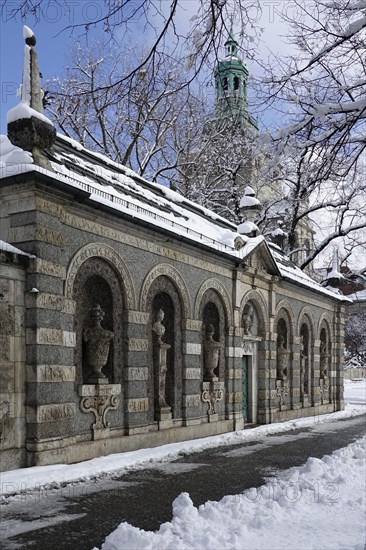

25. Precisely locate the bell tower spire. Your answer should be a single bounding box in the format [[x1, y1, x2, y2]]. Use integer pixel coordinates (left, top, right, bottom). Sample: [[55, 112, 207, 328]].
[[214, 27, 258, 135]]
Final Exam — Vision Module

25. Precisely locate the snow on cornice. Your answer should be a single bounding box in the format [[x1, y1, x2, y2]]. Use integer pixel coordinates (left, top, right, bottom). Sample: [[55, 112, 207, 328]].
[[0, 240, 35, 258]]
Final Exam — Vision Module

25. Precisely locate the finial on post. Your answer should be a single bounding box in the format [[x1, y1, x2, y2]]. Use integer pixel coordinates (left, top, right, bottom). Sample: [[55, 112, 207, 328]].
[[7, 26, 56, 170]]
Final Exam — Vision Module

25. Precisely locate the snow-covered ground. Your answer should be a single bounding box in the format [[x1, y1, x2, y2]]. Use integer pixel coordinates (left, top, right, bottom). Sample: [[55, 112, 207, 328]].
[[94, 380, 366, 550], [97, 436, 365, 550], [1, 380, 365, 550], [1, 380, 365, 499]]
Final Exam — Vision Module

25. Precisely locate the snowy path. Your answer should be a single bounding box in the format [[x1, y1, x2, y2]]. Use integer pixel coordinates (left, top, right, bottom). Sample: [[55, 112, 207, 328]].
[[0, 380, 365, 550]]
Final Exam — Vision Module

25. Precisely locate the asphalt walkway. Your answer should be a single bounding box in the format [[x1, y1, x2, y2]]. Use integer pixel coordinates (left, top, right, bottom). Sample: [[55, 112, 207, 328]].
[[1, 413, 365, 550]]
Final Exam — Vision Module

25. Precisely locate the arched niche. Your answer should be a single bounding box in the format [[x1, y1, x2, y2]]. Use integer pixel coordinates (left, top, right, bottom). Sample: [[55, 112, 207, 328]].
[[194, 278, 233, 326], [300, 322, 310, 396], [65, 242, 136, 309], [275, 308, 293, 383], [140, 264, 191, 319], [146, 276, 183, 421], [319, 322, 332, 381], [72, 257, 124, 386], [198, 288, 228, 381], [239, 290, 269, 335]]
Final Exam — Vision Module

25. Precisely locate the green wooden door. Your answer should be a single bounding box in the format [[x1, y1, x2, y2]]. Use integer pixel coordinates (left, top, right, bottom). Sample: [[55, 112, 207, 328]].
[[242, 356, 249, 422]]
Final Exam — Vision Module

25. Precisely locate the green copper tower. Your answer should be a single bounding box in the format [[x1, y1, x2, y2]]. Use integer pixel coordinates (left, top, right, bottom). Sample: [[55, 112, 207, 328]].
[[214, 28, 258, 135]]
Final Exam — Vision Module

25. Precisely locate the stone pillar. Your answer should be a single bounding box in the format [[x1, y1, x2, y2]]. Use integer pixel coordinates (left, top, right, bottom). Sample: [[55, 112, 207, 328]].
[[153, 342, 172, 421], [152, 309, 172, 425], [182, 319, 202, 426], [276, 336, 290, 411]]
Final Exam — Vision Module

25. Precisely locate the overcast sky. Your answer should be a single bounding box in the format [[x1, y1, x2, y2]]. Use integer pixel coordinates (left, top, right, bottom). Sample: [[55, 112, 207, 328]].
[[0, 1, 294, 135]]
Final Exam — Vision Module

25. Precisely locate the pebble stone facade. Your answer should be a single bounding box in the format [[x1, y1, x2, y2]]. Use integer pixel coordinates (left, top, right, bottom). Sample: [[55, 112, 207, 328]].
[[0, 165, 347, 471], [0, 28, 347, 471]]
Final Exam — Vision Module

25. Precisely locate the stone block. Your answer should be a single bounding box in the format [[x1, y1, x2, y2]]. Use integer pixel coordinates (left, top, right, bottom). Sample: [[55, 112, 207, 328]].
[[27, 403, 76, 423], [124, 310, 150, 325], [183, 368, 201, 380], [225, 347, 243, 358], [183, 343, 202, 355], [0, 335, 12, 362], [184, 319, 202, 331], [0, 279, 10, 303], [126, 338, 149, 352], [27, 364, 76, 383], [126, 398, 149, 413], [0, 304, 14, 335], [227, 392, 242, 404], [183, 394, 201, 407], [30, 258, 66, 279], [125, 367, 149, 381], [0, 363, 14, 393], [227, 368, 242, 380], [78, 384, 121, 397]]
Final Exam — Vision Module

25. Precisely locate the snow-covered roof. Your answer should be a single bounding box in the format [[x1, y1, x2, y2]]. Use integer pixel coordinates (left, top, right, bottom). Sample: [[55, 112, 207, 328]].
[[270, 246, 351, 302], [0, 132, 349, 303]]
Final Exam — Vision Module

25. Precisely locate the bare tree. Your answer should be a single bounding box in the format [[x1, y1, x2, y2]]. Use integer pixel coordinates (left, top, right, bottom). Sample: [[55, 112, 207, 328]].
[[46, 41, 199, 182], [4, 0, 261, 91], [257, 0, 366, 270]]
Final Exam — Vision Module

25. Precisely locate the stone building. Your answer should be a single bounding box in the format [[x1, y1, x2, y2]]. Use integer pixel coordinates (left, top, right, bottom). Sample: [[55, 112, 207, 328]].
[[0, 28, 348, 471]]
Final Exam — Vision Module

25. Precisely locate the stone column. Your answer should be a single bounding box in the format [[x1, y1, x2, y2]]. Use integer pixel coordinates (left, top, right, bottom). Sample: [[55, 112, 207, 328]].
[[152, 309, 172, 423], [276, 336, 290, 411]]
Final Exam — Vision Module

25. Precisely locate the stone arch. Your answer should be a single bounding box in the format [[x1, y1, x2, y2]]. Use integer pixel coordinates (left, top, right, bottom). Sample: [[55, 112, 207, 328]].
[[72, 257, 125, 390], [239, 289, 269, 333], [139, 264, 191, 318], [297, 307, 316, 337], [145, 276, 184, 421], [317, 312, 333, 340], [194, 278, 233, 325], [65, 242, 136, 309], [274, 300, 296, 340]]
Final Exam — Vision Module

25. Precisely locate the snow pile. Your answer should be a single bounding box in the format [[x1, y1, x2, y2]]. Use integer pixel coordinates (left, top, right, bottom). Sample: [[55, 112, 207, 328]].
[[0, 135, 33, 176], [97, 435, 366, 550], [1, 380, 364, 499]]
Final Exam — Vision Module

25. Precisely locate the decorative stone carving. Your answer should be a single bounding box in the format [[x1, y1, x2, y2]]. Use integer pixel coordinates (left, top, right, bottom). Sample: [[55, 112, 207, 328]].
[[242, 305, 254, 335], [83, 304, 114, 384], [277, 336, 289, 381], [320, 341, 329, 379], [152, 309, 166, 344], [276, 380, 289, 408], [203, 324, 222, 382], [152, 309, 172, 419], [201, 381, 224, 415], [300, 335, 308, 395], [319, 378, 329, 404], [79, 384, 121, 432]]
